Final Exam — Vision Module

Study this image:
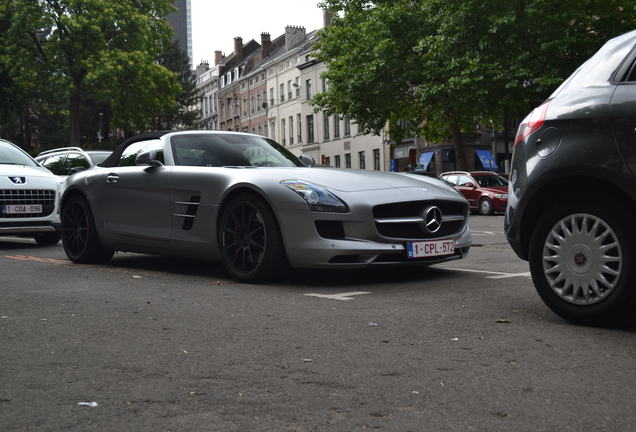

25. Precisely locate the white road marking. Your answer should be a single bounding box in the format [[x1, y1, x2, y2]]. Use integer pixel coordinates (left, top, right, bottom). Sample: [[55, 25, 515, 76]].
[[442, 267, 531, 279], [304, 291, 371, 301]]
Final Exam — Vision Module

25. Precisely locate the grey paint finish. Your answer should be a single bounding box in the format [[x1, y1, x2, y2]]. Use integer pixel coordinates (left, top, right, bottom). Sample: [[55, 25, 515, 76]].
[[63, 131, 472, 270]]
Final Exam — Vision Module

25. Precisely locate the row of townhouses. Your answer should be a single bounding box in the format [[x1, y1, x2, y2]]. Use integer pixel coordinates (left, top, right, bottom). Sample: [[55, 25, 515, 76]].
[[194, 13, 391, 171]]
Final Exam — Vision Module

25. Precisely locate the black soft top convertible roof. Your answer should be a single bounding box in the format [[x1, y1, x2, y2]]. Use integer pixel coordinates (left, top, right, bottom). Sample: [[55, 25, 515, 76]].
[[99, 131, 173, 167]]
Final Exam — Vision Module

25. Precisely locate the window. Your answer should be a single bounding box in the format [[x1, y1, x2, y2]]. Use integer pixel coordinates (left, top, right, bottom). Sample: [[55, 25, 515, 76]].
[[306, 114, 314, 143], [457, 175, 474, 187], [306, 79, 312, 100], [321, 77, 327, 92], [333, 115, 340, 138], [250, 95, 254, 113], [289, 116, 294, 145], [335, 155, 341, 168], [281, 119, 286, 146], [373, 148, 380, 171], [287, 80, 292, 100], [41, 154, 66, 175], [345, 153, 351, 168], [270, 88, 274, 106], [323, 112, 330, 140], [270, 122, 275, 140], [344, 116, 351, 136], [280, 83, 285, 102], [295, 77, 300, 97], [258, 125, 262, 135], [220, 102, 224, 120], [264, 123, 268, 137], [262, 91, 267, 109], [359, 151, 366, 169], [256, 93, 261, 112], [243, 97, 247, 115], [120, 141, 150, 166], [297, 114, 302, 143]]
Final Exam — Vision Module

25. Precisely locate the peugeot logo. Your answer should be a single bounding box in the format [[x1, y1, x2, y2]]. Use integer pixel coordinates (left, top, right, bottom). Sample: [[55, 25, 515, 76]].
[[9, 176, 26, 185], [422, 206, 443, 234]]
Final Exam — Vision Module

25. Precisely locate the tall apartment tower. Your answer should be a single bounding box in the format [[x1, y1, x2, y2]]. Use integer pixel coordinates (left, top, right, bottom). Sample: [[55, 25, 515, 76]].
[[167, 0, 193, 64]]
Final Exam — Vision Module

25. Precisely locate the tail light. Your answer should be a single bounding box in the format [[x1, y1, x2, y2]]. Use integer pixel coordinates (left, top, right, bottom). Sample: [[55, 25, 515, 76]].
[[514, 102, 550, 146]]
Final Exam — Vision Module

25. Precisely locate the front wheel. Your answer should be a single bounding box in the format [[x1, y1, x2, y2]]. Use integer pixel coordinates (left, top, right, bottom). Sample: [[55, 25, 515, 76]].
[[529, 199, 635, 325], [218, 193, 287, 282], [61, 195, 114, 263], [33, 231, 61, 246], [479, 197, 494, 215]]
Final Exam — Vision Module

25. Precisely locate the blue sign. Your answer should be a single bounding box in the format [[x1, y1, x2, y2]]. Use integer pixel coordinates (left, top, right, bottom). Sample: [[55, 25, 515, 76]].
[[475, 149, 498, 171]]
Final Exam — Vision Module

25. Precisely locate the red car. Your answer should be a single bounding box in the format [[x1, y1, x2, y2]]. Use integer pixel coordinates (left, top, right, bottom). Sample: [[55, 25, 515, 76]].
[[441, 171, 508, 215]]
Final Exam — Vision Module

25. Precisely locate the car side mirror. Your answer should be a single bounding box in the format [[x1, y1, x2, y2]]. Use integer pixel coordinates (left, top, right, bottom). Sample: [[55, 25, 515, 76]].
[[68, 166, 86, 175], [135, 151, 164, 171], [298, 155, 316, 167]]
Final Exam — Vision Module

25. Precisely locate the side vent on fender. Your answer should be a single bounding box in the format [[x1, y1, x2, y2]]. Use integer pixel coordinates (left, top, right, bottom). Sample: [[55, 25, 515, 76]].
[[174, 195, 201, 231]]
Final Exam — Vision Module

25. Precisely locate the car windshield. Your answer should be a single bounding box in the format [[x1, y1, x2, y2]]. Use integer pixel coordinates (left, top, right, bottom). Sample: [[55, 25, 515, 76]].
[[0, 141, 37, 166], [171, 134, 302, 167], [473, 174, 508, 187]]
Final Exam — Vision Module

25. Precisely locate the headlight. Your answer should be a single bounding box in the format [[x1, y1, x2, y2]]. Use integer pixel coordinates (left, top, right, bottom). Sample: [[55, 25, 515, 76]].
[[281, 179, 348, 213], [494, 194, 508, 199]]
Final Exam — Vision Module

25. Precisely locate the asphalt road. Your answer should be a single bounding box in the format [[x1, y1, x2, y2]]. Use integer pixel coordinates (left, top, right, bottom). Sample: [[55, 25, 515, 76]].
[[1, 215, 635, 431]]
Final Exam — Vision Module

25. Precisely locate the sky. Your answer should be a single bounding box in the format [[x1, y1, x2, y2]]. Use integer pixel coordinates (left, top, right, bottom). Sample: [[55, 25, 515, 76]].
[[190, 0, 326, 66]]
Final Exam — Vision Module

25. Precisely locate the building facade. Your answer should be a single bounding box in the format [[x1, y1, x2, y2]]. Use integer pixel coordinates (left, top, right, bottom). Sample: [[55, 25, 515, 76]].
[[167, 0, 192, 64]]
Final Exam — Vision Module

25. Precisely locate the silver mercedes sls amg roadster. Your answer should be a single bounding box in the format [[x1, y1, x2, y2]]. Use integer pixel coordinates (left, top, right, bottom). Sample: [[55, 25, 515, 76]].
[[60, 131, 472, 282]]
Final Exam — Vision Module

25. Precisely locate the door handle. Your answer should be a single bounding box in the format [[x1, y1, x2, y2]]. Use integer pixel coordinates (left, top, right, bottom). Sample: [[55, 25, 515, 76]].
[[106, 173, 119, 183]]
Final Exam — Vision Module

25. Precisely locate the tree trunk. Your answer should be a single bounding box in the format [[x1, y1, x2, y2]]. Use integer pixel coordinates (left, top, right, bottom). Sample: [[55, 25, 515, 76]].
[[69, 80, 81, 147], [450, 119, 468, 171]]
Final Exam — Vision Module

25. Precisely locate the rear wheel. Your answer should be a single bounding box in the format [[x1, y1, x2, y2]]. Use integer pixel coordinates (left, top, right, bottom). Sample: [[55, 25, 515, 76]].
[[61, 195, 114, 263], [529, 199, 635, 325], [218, 193, 286, 282], [33, 231, 61, 246], [479, 197, 494, 215]]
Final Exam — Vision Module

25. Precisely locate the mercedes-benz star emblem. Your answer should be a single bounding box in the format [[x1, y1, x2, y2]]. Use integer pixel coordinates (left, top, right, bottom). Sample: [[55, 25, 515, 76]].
[[9, 176, 26, 184], [422, 206, 443, 234]]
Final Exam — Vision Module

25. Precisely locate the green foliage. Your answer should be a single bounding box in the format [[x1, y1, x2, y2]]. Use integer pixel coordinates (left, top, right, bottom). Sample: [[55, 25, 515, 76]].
[[0, 0, 180, 148], [314, 0, 636, 169]]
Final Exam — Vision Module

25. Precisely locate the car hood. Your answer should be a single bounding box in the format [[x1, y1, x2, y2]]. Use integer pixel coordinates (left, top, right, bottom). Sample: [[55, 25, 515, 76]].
[[268, 167, 455, 193], [0, 164, 56, 178], [480, 186, 508, 194]]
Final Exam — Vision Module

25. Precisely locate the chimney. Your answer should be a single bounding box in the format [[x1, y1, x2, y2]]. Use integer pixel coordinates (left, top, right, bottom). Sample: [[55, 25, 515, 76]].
[[261, 32, 273, 58], [195, 61, 209, 77], [285, 26, 306, 51], [214, 50, 224, 65], [233, 37, 243, 59], [323, 8, 334, 28]]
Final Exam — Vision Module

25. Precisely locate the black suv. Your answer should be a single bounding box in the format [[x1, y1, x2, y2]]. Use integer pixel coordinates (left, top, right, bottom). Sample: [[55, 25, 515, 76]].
[[506, 30, 636, 325]]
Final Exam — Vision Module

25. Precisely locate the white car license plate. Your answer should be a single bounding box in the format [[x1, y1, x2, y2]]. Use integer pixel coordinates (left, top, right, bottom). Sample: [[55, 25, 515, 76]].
[[2, 204, 43, 215], [407, 239, 455, 258]]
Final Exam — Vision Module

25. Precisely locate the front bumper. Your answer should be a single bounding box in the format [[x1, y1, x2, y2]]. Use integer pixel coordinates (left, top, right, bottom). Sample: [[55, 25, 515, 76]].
[[0, 221, 61, 236]]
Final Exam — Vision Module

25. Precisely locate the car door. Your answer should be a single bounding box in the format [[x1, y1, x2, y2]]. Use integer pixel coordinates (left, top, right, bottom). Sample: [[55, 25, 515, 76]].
[[97, 140, 173, 241], [610, 61, 636, 177], [456, 175, 479, 207]]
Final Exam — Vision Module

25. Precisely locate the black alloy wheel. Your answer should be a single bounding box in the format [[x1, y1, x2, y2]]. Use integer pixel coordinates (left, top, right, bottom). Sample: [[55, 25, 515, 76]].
[[218, 193, 286, 282], [33, 231, 61, 246], [61, 195, 114, 263]]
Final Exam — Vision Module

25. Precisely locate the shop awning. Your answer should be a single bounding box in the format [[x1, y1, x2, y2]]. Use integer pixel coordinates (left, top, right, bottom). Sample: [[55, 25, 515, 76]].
[[475, 149, 498, 171], [418, 151, 435, 170]]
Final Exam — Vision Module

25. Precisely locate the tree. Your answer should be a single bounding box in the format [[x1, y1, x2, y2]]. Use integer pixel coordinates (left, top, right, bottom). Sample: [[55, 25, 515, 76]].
[[154, 40, 202, 130], [3, 0, 180, 147], [313, 0, 636, 170]]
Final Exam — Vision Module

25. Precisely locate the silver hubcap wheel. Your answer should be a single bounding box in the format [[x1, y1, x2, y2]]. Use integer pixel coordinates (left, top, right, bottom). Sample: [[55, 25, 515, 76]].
[[543, 213, 622, 305], [480, 200, 491, 214]]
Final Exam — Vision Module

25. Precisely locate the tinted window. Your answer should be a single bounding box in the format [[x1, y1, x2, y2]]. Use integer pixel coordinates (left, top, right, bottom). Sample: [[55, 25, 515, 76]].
[[0, 141, 37, 167], [457, 176, 474, 187], [87, 151, 111, 166], [473, 174, 508, 187], [171, 134, 302, 167], [41, 154, 67, 175], [135, 140, 164, 164], [442, 175, 458, 185]]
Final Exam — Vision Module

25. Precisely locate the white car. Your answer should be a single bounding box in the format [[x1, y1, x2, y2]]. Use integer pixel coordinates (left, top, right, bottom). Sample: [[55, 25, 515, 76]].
[[0, 139, 63, 245]]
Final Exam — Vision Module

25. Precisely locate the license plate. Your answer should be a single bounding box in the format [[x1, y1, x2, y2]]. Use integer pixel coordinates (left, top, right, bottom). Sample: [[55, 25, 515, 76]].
[[2, 204, 43, 215], [407, 239, 455, 258]]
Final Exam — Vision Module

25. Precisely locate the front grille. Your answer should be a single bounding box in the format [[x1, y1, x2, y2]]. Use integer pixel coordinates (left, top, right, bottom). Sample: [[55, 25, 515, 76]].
[[373, 200, 467, 240], [0, 189, 55, 218]]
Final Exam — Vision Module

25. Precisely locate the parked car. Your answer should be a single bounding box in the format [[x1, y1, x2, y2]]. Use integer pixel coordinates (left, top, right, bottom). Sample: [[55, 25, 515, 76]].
[[506, 29, 636, 324], [60, 131, 472, 282], [441, 171, 508, 215], [35, 147, 112, 177], [0, 139, 63, 245]]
